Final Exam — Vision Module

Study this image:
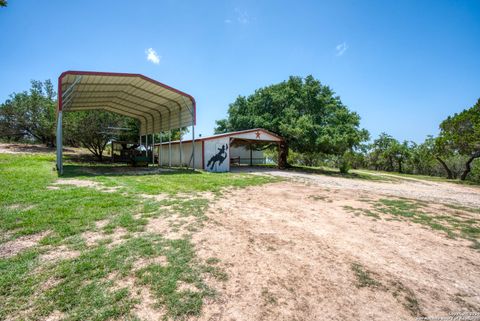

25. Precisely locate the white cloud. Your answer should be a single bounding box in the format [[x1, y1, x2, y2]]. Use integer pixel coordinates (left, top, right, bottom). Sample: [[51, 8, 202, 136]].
[[235, 8, 250, 24], [145, 48, 160, 64], [224, 8, 252, 25], [335, 42, 348, 56]]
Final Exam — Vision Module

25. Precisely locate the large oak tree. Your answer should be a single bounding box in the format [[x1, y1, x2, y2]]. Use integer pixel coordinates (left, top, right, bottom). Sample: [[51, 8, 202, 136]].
[[0, 80, 56, 146], [438, 98, 480, 180], [215, 75, 369, 169]]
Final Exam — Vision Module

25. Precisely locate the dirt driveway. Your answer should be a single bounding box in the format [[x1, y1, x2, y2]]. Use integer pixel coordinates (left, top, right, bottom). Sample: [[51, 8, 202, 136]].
[[193, 174, 480, 321], [234, 167, 480, 207]]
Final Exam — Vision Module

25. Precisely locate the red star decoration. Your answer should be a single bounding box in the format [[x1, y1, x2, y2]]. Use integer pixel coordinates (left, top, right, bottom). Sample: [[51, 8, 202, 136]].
[[255, 131, 261, 139]]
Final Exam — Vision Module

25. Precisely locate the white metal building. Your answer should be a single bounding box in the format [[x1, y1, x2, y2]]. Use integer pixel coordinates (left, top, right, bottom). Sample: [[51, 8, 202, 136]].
[[155, 128, 284, 172]]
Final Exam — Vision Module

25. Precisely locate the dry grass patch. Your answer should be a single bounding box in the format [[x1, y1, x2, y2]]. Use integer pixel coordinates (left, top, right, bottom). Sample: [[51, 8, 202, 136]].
[[346, 197, 480, 249], [40, 245, 80, 263], [0, 231, 49, 259], [82, 227, 130, 247], [49, 178, 120, 193]]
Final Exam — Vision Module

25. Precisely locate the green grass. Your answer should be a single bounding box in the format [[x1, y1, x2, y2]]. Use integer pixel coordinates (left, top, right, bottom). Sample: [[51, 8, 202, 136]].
[[444, 203, 480, 214], [62, 162, 279, 195], [350, 263, 423, 316], [349, 196, 480, 249], [351, 263, 380, 288], [261, 287, 278, 305], [343, 206, 380, 219], [309, 195, 331, 202], [0, 154, 277, 240], [0, 153, 277, 320]]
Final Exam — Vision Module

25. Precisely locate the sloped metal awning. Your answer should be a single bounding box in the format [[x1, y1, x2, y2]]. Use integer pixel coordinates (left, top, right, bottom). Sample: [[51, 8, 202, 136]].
[[56, 71, 197, 174], [58, 71, 196, 135]]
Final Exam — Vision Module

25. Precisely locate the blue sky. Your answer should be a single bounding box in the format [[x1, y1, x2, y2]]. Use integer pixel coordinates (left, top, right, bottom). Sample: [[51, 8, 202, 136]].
[[1, 0, 479, 142]]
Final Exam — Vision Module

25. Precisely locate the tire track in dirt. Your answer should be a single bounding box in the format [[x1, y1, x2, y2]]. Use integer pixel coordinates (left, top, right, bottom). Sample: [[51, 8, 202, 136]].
[[192, 182, 480, 321]]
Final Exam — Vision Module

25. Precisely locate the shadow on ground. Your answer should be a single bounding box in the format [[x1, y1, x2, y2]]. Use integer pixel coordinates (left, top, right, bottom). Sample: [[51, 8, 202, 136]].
[[62, 164, 201, 178]]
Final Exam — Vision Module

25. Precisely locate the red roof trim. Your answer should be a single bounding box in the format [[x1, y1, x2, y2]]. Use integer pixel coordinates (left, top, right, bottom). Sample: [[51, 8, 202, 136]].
[[201, 128, 284, 141], [57, 70, 196, 124], [154, 128, 284, 147]]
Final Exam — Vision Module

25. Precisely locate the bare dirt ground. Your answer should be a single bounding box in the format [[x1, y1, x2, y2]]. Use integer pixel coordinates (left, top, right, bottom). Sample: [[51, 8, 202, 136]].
[[192, 173, 480, 321], [233, 167, 480, 207], [0, 143, 79, 154], [2, 146, 479, 320]]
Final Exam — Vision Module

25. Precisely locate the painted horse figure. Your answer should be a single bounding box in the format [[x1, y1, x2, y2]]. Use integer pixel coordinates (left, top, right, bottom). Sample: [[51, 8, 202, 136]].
[[207, 144, 228, 170]]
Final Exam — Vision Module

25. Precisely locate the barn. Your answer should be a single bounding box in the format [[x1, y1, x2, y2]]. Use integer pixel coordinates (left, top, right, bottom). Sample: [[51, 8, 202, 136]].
[[155, 128, 285, 172]]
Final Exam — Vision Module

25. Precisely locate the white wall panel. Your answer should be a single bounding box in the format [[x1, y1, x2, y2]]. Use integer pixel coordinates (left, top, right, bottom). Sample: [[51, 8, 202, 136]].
[[204, 137, 230, 172], [157, 141, 202, 169]]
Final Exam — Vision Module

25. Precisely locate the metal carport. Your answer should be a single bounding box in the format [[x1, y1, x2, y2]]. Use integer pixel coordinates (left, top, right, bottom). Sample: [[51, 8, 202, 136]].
[[56, 70, 196, 174]]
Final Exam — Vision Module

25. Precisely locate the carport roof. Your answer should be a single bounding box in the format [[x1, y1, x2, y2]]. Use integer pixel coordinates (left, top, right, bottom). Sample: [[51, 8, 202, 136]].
[[58, 71, 196, 135]]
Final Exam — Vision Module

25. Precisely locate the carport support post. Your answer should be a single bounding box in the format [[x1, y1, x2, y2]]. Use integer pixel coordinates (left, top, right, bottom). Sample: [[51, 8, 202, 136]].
[[179, 107, 182, 167], [250, 142, 253, 166], [151, 133, 155, 164], [56, 111, 63, 175], [191, 121, 195, 171], [159, 132, 162, 166], [168, 112, 172, 167], [168, 130, 172, 167]]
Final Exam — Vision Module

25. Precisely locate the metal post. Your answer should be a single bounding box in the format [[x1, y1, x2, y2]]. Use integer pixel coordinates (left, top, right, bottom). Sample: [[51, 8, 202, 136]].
[[168, 130, 172, 167], [56, 111, 63, 175], [156, 111, 163, 167], [168, 111, 172, 167], [250, 143, 253, 166], [179, 107, 182, 167], [151, 133, 155, 164], [191, 121, 195, 171], [159, 132, 162, 166], [180, 96, 195, 171]]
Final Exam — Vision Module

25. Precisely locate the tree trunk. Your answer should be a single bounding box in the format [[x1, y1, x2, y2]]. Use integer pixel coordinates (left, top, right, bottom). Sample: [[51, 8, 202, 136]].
[[435, 156, 453, 179], [388, 156, 394, 171], [278, 141, 288, 169], [398, 160, 403, 173], [460, 152, 480, 181]]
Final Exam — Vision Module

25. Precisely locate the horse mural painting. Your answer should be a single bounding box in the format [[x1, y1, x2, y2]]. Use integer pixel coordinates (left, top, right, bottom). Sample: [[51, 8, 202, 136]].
[[207, 144, 228, 170]]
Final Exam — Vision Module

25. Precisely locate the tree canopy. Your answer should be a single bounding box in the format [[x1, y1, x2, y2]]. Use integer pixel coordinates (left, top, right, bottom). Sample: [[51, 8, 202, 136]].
[[215, 75, 369, 167], [438, 98, 480, 180], [64, 111, 139, 161], [0, 80, 56, 146]]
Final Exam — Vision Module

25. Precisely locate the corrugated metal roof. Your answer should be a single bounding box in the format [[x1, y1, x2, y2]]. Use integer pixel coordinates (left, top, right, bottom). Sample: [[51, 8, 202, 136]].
[[58, 71, 195, 135]]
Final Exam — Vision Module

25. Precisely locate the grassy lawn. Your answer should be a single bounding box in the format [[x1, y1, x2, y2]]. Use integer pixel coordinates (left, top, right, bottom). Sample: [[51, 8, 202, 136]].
[[345, 197, 480, 250], [0, 153, 278, 320]]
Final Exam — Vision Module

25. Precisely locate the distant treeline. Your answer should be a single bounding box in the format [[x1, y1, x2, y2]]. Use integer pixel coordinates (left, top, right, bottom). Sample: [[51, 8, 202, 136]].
[[215, 75, 480, 183], [1, 77, 479, 183], [0, 80, 139, 160]]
